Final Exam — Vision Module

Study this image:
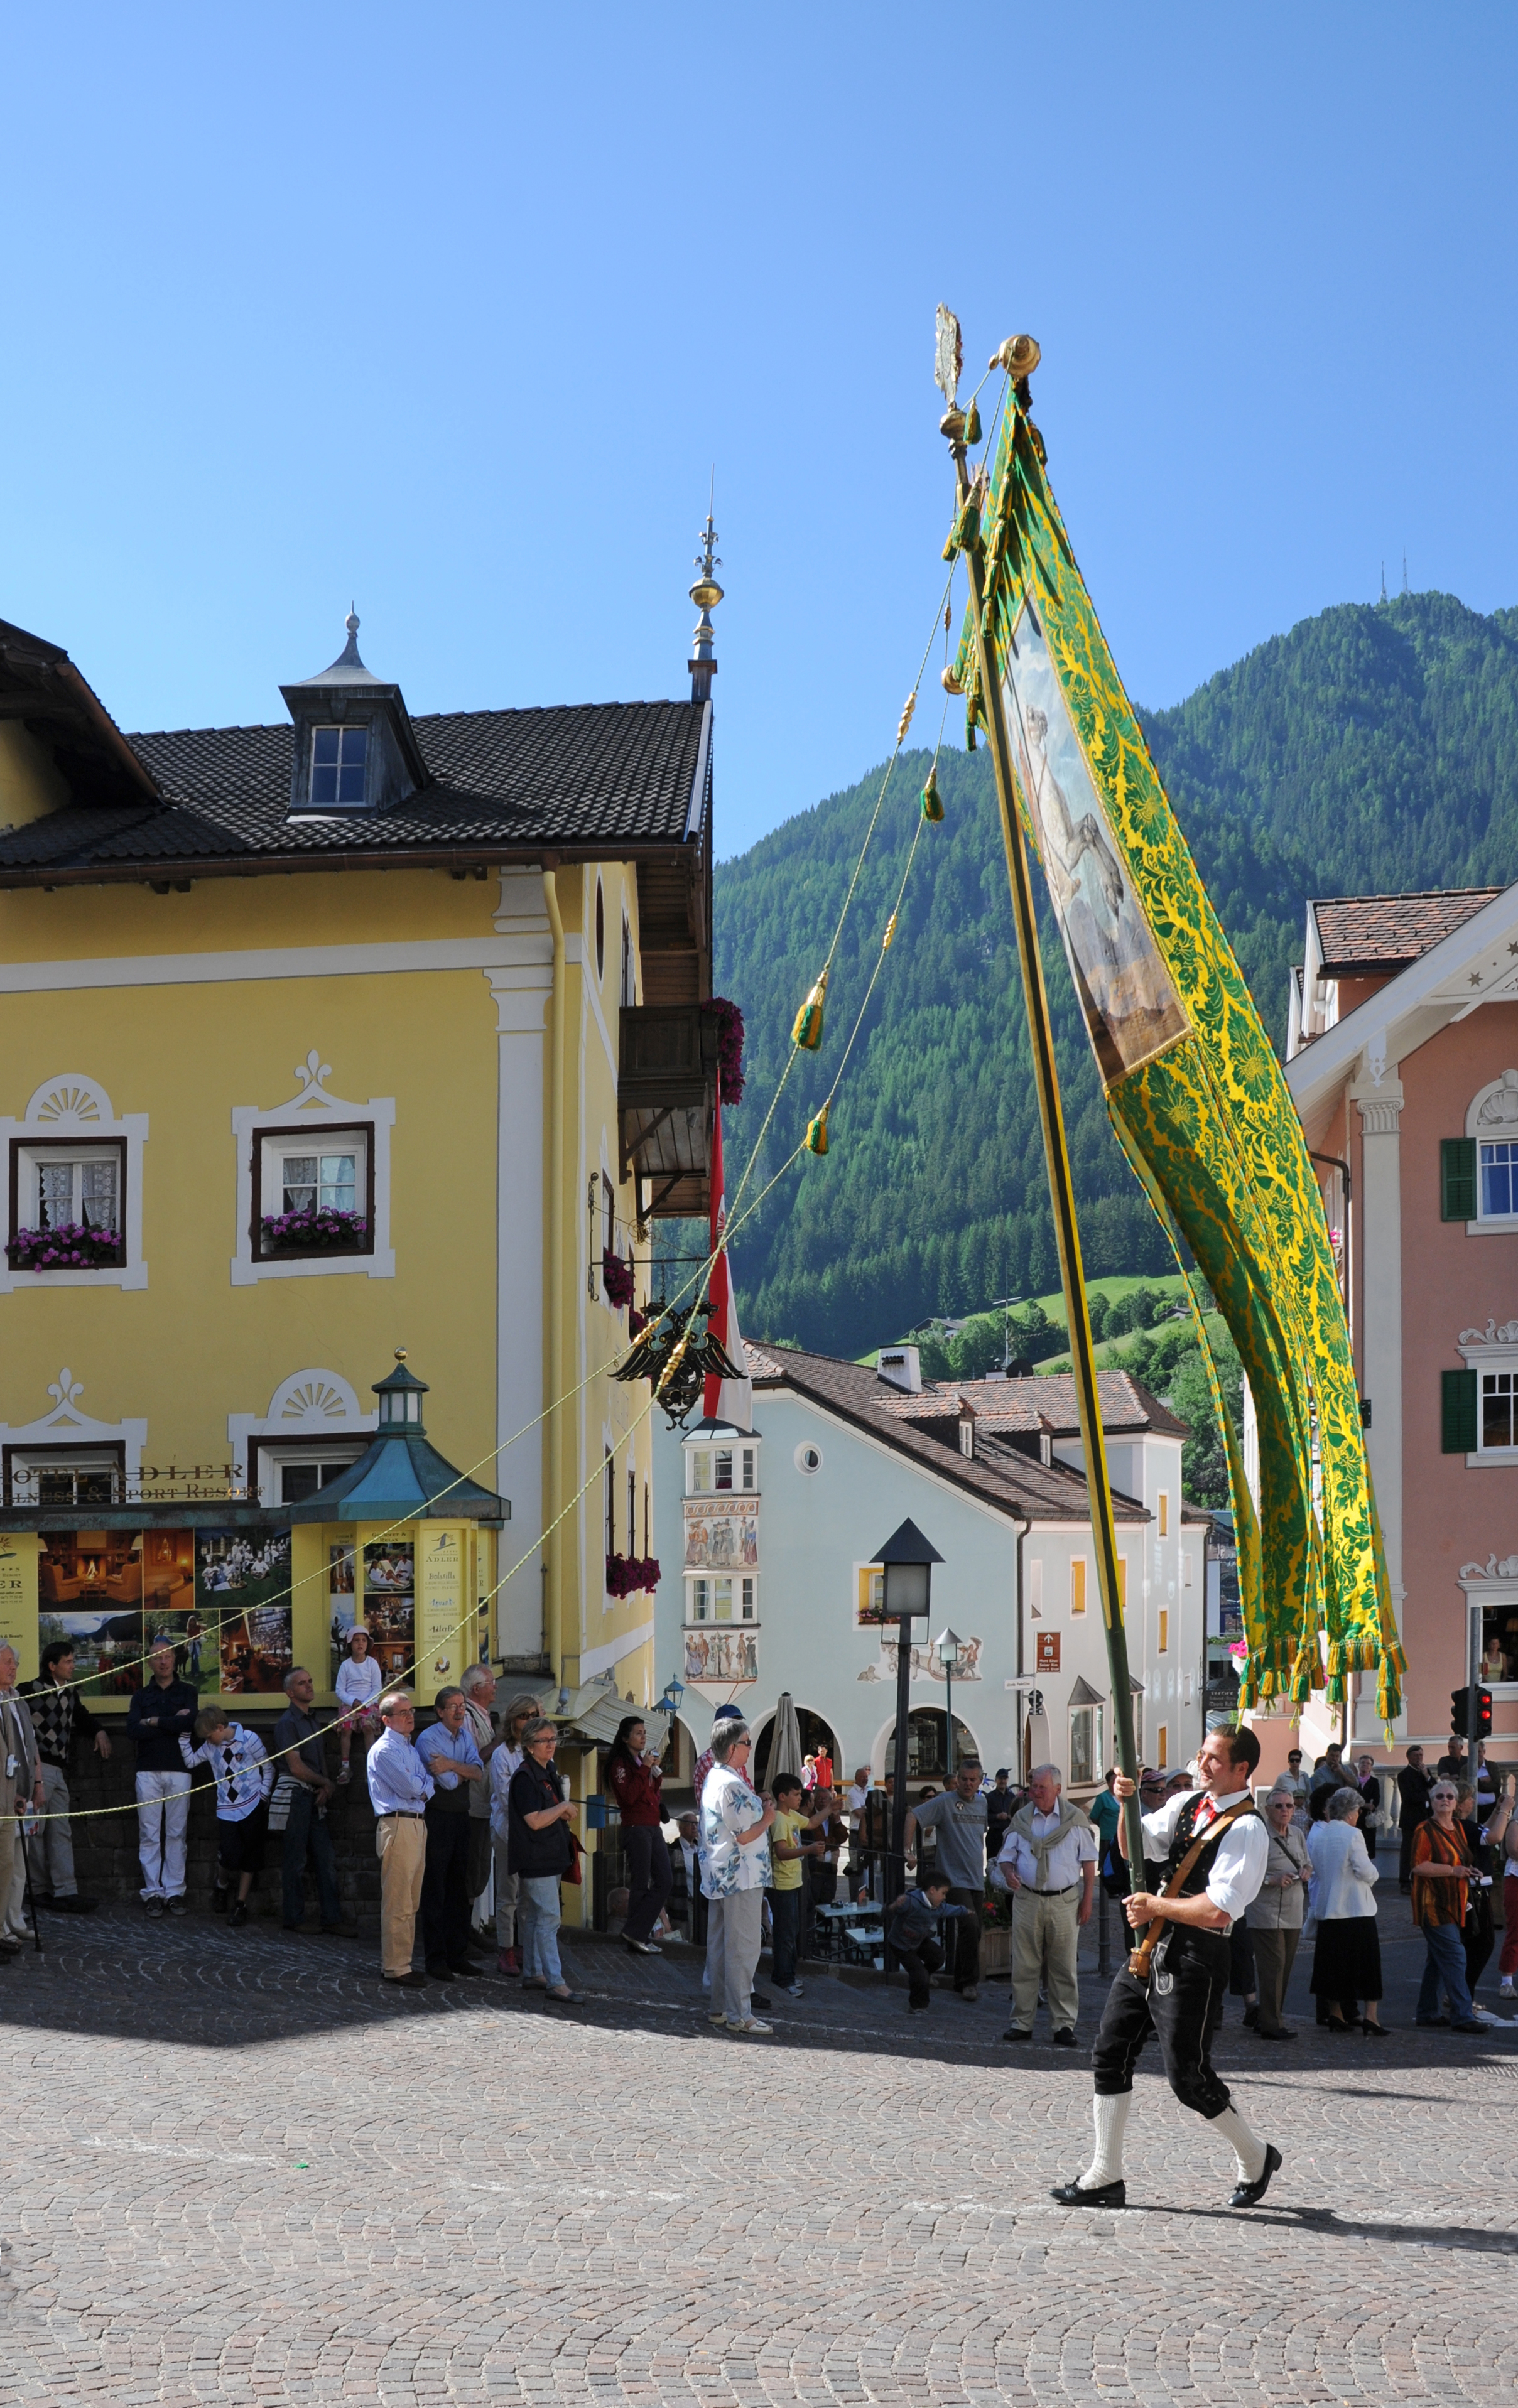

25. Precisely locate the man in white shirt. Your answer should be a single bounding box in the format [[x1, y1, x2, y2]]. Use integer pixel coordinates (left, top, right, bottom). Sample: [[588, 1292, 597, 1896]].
[[1052, 1723, 1277, 2212], [998, 1764, 1096, 2046]]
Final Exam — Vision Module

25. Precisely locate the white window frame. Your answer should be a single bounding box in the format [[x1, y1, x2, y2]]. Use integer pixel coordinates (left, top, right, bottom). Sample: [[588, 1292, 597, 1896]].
[[685, 1573, 758, 1625], [260, 1130, 367, 1227], [310, 723, 369, 807], [0, 1076, 148, 1294], [231, 1051, 394, 1286], [1456, 1327, 1518, 1467], [0, 1366, 147, 1502], [227, 1366, 377, 1501], [1465, 1075, 1518, 1233]]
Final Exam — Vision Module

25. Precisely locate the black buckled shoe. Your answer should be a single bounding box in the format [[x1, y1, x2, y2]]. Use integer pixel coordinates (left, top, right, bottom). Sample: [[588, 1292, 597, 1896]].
[[1227, 2142, 1282, 2209], [1050, 2176, 1126, 2206]]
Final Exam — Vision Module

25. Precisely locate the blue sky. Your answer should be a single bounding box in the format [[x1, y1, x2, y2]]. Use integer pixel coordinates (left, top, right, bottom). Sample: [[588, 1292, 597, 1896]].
[[4, 6, 1517, 859]]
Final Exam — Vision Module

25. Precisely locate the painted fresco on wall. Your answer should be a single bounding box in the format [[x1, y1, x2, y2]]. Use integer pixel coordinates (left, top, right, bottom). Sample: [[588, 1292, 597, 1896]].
[[683, 1626, 758, 1684], [859, 1632, 983, 1683], [683, 1498, 759, 1570]]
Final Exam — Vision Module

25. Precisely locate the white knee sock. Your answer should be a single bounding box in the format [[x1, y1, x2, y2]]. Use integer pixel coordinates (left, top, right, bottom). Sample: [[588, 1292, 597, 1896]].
[[1080, 2090, 1133, 2188], [1211, 2101, 1267, 2183]]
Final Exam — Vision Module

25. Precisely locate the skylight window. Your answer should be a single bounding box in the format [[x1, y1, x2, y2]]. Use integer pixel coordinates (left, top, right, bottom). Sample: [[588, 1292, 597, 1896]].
[[311, 725, 367, 806]]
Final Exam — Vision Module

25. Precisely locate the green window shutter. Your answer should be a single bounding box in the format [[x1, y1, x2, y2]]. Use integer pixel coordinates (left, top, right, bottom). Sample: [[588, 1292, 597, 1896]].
[[1442, 1137, 1477, 1221], [1442, 1367, 1478, 1454]]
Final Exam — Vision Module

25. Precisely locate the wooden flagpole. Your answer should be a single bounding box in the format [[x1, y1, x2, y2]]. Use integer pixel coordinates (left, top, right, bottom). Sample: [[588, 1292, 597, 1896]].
[[941, 376, 1147, 1892]]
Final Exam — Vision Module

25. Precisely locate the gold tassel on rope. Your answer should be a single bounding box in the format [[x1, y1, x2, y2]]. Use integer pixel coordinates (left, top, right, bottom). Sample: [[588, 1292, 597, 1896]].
[[791, 969, 828, 1051], [805, 1101, 830, 1155], [882, 912, 898, 951], [896, 692, 917, 745]]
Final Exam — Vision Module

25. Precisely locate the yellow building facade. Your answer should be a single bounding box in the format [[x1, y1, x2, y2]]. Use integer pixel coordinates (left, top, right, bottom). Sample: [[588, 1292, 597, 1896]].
[[0, 611, 718, 1861]]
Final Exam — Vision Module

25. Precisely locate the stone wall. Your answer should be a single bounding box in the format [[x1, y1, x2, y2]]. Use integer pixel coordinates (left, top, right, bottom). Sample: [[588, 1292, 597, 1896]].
[[53, 1714, 382, 1934]]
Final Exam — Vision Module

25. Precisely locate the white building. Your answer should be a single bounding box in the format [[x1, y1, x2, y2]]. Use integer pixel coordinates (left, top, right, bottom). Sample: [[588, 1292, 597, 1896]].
[[653, 1341, 1208, 1799]]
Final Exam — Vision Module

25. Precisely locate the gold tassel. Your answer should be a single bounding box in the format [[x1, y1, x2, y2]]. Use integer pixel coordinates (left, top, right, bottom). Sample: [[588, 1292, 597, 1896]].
[[896, 691, 916, 745], [920, 767, 945, 824], [791, 969, 828, 1051], [963, 399, 981, 445], [882, 912, 898, 951], [805, 1101, 830, 1155]]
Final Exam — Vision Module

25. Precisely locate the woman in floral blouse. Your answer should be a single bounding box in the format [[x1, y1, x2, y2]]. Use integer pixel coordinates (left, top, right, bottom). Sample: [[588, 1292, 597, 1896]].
[[699, 1717, 775, 2035]]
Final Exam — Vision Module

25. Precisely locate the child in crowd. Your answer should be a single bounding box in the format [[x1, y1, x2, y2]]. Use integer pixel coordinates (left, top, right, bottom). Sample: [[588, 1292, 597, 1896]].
[[887, 1873, 965, 2012], [180, 1707, 274, 1925], [335, 1624, 384, 1784]]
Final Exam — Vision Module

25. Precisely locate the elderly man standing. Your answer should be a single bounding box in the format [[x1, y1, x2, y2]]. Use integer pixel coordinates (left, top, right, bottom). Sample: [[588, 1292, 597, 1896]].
[[366, 1692, 434, 1987], [22, 1639, 109, 1914], [415, 1685, 485, 1983], [458, 1663, 501, 1946], [998, 1763, 1096, 2044], [905, 1757, 989, 2002], [0, 1646, 44, 1953]]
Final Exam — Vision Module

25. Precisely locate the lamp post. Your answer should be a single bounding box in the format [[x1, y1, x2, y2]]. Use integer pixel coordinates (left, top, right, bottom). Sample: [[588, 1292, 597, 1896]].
[[874, 1518, 944, 1899], [933, 1626, 962, 1776]]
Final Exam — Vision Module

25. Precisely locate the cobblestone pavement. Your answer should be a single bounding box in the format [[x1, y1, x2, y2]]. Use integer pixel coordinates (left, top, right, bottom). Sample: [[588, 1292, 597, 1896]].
[[1, 1886, 1514, 2406]]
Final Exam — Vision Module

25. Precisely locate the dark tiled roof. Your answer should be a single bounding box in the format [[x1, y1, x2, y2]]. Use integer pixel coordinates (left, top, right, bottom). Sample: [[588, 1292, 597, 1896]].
[[1312, 888, 1504, 977], [742, 1343, 1151, 1525], [877, 1369, 1190, 1442], [0, 699, 708, 877]]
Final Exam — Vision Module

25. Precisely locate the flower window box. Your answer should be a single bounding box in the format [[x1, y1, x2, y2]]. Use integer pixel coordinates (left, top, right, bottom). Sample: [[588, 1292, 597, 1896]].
[[605, 1552, 661, 1599], [259, 1208, 370, 1255], [6, 1221, 124, 1271]]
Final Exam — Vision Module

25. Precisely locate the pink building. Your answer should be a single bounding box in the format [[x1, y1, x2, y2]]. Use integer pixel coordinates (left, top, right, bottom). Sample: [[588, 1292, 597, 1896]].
[[1285, 883, 1518, 1771]]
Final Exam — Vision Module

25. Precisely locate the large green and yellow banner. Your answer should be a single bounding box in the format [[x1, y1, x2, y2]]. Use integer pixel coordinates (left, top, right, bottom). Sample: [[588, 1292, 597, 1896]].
[[951, 397, 1402, 1718]]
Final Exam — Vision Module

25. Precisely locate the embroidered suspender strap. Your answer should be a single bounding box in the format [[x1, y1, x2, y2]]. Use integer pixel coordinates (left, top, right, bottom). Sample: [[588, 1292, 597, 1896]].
[[1126, 1800, 1259, 1983]]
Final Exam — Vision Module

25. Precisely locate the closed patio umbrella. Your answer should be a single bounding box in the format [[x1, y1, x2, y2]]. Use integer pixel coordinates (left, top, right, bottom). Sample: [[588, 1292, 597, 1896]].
[[769, 1691, 803, 1786]]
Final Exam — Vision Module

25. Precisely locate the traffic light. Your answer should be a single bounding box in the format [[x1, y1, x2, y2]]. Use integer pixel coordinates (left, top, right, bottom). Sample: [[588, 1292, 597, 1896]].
[[1451, 1687, 1493, 1739]]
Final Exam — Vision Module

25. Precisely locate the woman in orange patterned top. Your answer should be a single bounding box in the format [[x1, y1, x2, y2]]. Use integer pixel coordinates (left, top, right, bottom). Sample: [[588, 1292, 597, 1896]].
[[1411, 1781, 1484, 2033]]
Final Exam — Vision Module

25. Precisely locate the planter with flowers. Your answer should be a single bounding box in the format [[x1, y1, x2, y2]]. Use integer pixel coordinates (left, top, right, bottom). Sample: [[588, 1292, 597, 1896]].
[[605, 1553, 661, 1600], [601, 1249, 635, 1310], [706, 996, 745, 1106], [259, 1208, 369, 1257], [6, 1222, 123, 1271]]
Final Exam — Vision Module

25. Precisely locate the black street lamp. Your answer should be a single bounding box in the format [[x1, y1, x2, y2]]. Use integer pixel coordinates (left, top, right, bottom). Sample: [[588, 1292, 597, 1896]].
[[872, 1516, 944, 1897]]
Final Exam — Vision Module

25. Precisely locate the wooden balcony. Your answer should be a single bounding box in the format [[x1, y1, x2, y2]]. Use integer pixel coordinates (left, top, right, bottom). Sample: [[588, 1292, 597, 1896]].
[[618, 1004, 717, 1219]]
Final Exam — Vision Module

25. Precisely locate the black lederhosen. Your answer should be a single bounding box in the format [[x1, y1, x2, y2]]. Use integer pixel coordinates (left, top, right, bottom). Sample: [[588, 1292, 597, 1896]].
[[1091, 1925, 1232, 2118], [1090, 1797, 1253, 2122]]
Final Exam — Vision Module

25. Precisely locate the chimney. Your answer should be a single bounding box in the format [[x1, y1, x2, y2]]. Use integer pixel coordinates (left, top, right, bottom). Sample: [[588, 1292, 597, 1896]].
[[877, 1345, 921, 1394]]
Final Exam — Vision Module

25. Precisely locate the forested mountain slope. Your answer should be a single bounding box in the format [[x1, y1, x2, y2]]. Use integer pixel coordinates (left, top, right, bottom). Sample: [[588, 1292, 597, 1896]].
[[706, 593, 1518, 1358]]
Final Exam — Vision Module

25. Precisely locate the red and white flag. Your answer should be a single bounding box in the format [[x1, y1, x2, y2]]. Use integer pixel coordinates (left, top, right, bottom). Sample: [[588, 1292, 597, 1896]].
[[704, 1104, 754, 1429]]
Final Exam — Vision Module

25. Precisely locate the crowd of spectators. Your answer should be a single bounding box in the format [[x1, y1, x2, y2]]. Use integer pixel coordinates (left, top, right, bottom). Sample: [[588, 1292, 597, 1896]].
[[8, 1640, 1518, 2040]]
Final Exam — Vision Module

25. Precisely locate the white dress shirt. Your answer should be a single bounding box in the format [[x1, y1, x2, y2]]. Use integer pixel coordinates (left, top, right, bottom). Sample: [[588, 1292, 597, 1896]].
[[998, 1809, 1098, 1892], [1138, 1787, 1269, 1922]]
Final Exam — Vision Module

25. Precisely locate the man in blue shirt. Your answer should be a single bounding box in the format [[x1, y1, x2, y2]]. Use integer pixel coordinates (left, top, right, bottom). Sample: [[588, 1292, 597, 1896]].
[[366, 1692, 435, 1987], [415, 1687, 485, 1982]]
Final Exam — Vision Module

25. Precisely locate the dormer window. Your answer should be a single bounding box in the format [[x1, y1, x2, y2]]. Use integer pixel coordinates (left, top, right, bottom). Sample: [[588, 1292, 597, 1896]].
[[312, 725, 367, 807], [281, 612, 427, 823]]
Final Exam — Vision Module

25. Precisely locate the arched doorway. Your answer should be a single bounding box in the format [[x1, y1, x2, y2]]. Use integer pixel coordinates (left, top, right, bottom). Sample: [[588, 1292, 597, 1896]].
[[883, 1707, 978, 1783], [754, 1706, 840, 1792]]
